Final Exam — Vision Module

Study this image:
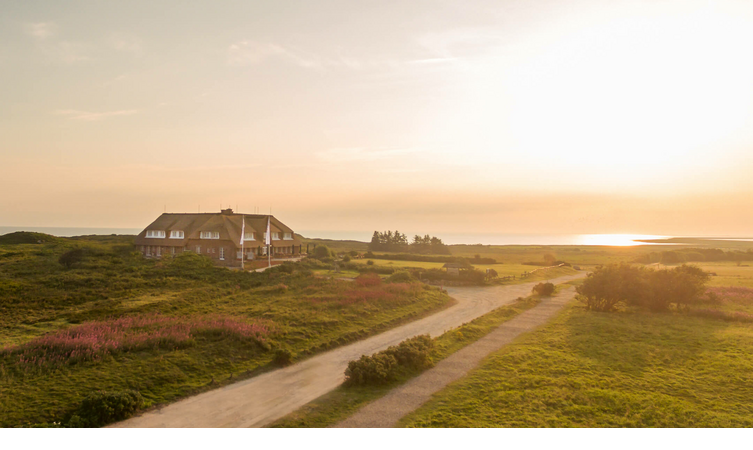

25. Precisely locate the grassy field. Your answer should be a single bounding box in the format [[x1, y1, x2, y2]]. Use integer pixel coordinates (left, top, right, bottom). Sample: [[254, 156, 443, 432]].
[[270, 294, 543, 428], [398, 265, 753, 428], [0, 233, 452, 427]]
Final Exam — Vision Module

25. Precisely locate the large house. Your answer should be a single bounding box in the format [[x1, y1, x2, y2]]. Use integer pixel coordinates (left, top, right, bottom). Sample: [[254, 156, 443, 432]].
[[134, 208, 302, 267]]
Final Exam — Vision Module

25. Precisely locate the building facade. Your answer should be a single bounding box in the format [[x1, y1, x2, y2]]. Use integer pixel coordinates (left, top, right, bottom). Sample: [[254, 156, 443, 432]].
[[134, 208, 302, 267]]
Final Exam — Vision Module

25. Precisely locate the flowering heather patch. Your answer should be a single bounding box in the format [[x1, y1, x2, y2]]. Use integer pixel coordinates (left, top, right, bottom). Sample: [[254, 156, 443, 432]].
[[706, 286, 753, 304], [1, 314, 273, 368]]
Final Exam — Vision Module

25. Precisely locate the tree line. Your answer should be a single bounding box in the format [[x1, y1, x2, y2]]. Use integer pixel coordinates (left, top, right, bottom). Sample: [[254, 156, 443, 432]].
[[369, 230, 451, 254]]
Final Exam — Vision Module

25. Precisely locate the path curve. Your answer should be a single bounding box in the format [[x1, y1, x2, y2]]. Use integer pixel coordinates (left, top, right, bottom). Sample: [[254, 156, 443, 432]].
[[112, 273, 584, 428], [336, 285, 579, 428]]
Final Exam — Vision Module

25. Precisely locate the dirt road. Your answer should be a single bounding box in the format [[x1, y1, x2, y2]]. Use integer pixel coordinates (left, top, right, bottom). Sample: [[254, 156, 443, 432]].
[[112, 273, 585, 428], [336, 285, 580, 427]]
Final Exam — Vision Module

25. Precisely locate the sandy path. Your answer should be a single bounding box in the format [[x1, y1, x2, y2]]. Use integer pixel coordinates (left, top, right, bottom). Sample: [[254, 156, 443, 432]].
[[112, 273, 584, 428], [336, 285, 579, 428]]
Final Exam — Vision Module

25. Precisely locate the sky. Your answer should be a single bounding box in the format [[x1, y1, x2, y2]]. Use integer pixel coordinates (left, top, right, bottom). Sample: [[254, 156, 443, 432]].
[[2, 0, 753, 239]]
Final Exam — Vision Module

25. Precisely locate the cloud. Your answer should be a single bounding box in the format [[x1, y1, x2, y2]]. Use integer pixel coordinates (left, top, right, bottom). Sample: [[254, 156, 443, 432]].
[[227, 41, 321, 69], [25, 22, 56, 40], [109, 34, 143, 55], [55, 109, 138, 121], [316, 147, 423, 163]]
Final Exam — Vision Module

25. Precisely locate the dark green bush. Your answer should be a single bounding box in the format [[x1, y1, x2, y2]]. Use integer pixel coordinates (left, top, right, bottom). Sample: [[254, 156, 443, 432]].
[[312, 245, 333, 260], [532, 282, 555, 296], [58, 248, 88, 268], [66, 390, 145, 427], [342, 255, 351, 262], [273, 348, 295, 366], [386, 271, 415, 283], [344, 335, 434, 386], [344, 353, 398, 386], [366, 260, 375, 266], [384, 335, 434, 370]]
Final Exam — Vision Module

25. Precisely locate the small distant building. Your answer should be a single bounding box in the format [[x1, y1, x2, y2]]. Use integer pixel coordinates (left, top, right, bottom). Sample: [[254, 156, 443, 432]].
[[134, 208, 302, 267], [443, 262, 465, 276]]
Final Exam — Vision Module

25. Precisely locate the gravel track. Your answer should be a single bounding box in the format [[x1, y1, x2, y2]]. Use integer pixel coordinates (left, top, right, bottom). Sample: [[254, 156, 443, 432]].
[[335, 285, 579, 428], [112, 273, 584, 428]]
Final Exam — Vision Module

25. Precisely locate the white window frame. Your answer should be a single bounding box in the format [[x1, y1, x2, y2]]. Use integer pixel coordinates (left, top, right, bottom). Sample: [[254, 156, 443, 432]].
[[272, 232, 280, 240], [146, 230, 165, 238], [170, 230, 184, 239], [219, 247, 225, 260], [196, 245, 201, 253], [283, 232, 293, 240], [200, 231, 220, 240], [244, 232, 256, 241], [156, 246, 162, 257]]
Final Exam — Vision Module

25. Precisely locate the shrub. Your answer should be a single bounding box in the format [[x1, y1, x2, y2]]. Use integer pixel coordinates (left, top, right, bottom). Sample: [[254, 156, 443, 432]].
[[343, 335, 434, 386], [386, 271, 415, 283], [342, 255, 351, 262], [344, 353, 398, 386], [577, 263, 710, 312], [366, 260, 375, 266], [273, 348, 295, 366], [384, 335, 434, 370], [532, 282, 555, 296], [312, 245, 333, 260], [66, 390, 145, 427], [59, 248, 88, 269]]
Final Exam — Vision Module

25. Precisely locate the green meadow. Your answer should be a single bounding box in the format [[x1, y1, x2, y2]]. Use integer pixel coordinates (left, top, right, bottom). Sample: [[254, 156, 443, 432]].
[[397, 263, 753, 428], [0, 233, 451, 427]]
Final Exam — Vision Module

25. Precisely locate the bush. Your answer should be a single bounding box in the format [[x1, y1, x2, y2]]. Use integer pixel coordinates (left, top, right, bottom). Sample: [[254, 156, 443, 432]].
[[66, 390, 145, 427], [344, 353, 398, 386], [366, 260, 375, 266], [532, 282, 555, 296], [273, 348, 295, 366], [384, 335, 434, 370], [386, 271, 415, 283], [58, 248, 88, 269], [342, 255, 351, 262], [577, 263, 710, 312], [343, 335, 434, 386], [312, 245, 333, 259]]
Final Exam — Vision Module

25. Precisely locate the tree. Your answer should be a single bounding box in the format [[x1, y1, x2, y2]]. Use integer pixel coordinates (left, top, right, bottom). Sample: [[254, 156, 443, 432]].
[[543, 253, 557, 266], [312, 245, 333, 259]]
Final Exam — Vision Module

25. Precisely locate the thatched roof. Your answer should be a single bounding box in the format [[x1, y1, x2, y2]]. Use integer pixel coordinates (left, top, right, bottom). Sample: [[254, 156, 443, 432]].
[[134, 210, 300, 249]]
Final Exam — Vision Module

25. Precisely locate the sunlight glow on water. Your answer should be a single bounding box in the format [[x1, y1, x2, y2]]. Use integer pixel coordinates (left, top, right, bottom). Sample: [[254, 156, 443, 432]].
[[576, 234, 668, 246]]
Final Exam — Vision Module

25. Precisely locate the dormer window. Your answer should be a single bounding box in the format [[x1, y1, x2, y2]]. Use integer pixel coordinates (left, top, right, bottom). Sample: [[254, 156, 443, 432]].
[[146, 230, 165, 238], [272, 232, 280, 240], [283, 232, 293, 240], [170, 230, 184, 239], [244, 232, 256, 241], [200, 231, 220, 239]]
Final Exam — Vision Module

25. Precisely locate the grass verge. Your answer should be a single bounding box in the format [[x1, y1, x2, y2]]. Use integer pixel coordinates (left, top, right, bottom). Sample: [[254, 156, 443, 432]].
[[398, 299, 753, 427]]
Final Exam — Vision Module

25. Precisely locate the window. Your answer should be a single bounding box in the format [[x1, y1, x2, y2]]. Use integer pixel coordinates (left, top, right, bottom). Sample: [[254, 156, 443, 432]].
[[219, 247, 225, 260], [171, 247, 176, 255], [170, 230, 184, 239], [200, 231, 220, 239], [272, 232, 280, 240], [244, 232, 256, 241], [146, 230, 165, 238], [196, 245, 201, 253], [283, 232, 293, 240], [156, 246, 162, 257]]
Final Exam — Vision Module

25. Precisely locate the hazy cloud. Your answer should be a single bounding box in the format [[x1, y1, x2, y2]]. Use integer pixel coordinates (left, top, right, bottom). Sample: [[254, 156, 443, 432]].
[[227, 41, 321, 69], [55, 109, 138, 121], [24, 22, 56, 40], [109, 33, 143, 55], [316, 147, 423, 163]]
